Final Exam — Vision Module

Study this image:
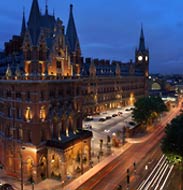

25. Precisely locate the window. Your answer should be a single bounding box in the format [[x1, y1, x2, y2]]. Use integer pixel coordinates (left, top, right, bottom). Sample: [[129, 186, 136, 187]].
[[8, 107, 12, 118], [56, 60, 61, 69], [49, 91, 55, 98], [28, 130, 32, 143], [17, 108, 22, 119], [41, 130, 44, 141], [40, 91, 44, 101], [39, 48, 44, 61], [25, 107, 32, 122], [27, 92, 30, 101], [16, 92, 21, 99], [7, 90, 11, 98], [40, 106, 46, 122]]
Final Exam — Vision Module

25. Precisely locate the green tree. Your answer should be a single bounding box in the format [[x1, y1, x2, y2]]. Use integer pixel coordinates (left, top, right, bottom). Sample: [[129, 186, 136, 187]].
[[161, 114, 183, 190], [132, 96, 167, 128]]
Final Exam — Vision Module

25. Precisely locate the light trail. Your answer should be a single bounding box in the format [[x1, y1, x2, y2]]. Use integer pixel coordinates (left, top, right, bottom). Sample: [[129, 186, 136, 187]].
[[137, 155, 165, 190], [154, 164, 169, 190], [159, 165, 174, 190], [137, 155, 174, 190], [150, 161, 168, 188]]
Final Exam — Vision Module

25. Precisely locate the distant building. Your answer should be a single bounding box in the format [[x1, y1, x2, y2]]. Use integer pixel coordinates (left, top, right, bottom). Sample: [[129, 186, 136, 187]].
[[0, 0, 149, 183]]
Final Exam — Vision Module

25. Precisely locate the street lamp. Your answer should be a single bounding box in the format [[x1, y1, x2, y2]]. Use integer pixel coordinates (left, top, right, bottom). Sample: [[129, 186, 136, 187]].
[[91, 138, 94, 156], [31, 181, 34, 190]]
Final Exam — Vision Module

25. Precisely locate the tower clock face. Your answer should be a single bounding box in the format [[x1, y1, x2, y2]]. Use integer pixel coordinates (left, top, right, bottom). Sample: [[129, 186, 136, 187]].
[[138, 56, 143, 61], [145, 56, 148, 61]]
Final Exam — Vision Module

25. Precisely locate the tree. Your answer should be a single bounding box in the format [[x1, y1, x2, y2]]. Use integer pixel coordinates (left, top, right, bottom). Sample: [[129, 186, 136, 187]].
[[161, 114, 183, 190], [132, 96, 167, 129]]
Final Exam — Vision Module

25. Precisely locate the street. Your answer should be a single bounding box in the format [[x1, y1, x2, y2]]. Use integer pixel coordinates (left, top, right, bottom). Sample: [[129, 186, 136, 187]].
[[65, 106, 180, 190]]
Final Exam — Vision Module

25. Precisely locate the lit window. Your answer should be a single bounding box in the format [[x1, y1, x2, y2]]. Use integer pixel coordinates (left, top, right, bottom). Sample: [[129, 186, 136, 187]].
[[40, 106, 46, 122], [25, 107, 32, 122]]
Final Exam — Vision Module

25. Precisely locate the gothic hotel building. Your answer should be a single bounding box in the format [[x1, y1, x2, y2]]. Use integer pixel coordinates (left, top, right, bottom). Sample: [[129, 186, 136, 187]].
[[0, 0, 149, 183]]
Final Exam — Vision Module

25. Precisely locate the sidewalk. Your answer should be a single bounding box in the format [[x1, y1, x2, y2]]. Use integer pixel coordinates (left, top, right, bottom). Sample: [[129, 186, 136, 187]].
[[62, 143, 132, 190]]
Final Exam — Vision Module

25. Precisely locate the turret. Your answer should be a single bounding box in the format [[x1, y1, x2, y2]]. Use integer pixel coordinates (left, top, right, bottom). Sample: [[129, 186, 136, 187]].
[[20, 9, 26, 38], [66, 4, 80, 54], [27, 0, 41, 45], [66, 4, 81, 76]]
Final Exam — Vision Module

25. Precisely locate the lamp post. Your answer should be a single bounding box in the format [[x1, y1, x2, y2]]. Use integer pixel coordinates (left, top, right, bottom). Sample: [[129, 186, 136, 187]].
[[126, 168, 130, 190], [91, 138, 94, 156], [31, 181, 34, 190]]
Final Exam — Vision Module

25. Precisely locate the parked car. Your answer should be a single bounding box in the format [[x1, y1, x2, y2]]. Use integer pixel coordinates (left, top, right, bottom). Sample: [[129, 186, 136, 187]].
[[106, 116, 111, 120], [84, 124, 92, 129], [84, 115, 93, 121], [112, 114, 118, 117], [99, 118, 106, 122]]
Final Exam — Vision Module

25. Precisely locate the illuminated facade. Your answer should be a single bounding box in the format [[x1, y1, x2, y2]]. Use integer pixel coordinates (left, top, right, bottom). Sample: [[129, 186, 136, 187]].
[[0, 0, 149, 184], [0, 0, 91, 183]]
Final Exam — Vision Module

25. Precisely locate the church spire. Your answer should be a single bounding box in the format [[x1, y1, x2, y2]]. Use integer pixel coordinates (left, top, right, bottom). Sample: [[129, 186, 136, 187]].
[[21, 8, 26, 37], [27, 0, 41, 45], [139, 25, 146, 52], [66, 4, 80, 53]]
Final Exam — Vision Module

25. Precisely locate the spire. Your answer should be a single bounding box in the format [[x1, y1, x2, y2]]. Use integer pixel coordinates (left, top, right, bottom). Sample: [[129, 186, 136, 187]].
[[21, 8, 26, 37], [66, 4, 80, 53], [6, 65, 12, 79], [28, 0, 41, 45], [139, 25, 146, 52], [45, 0, 48, 15]]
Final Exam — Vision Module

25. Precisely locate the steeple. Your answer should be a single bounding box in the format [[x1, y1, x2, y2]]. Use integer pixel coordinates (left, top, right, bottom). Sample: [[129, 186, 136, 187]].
[[66, 4, 80, 53], [139, 25, 146, 52], [21, 8, 26, 37], [27, 0, 41, 45], [45, 0, 48, 15]]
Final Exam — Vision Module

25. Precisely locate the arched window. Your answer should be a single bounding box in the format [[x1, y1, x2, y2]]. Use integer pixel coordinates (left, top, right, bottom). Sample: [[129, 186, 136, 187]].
[[25, 107, 32, 122], [40, 106, 46, 122]]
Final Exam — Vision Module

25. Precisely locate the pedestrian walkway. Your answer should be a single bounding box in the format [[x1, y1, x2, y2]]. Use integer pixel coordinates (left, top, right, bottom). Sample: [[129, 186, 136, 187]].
[[62, 143, 132, 190]]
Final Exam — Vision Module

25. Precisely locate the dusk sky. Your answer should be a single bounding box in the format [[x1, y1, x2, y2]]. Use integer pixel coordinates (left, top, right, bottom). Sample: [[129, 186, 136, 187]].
[[0, 0, 183, 74]]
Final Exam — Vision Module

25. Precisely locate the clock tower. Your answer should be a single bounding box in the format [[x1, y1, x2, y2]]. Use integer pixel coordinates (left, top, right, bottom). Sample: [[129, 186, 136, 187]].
[[135, 26, 149, 77]]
